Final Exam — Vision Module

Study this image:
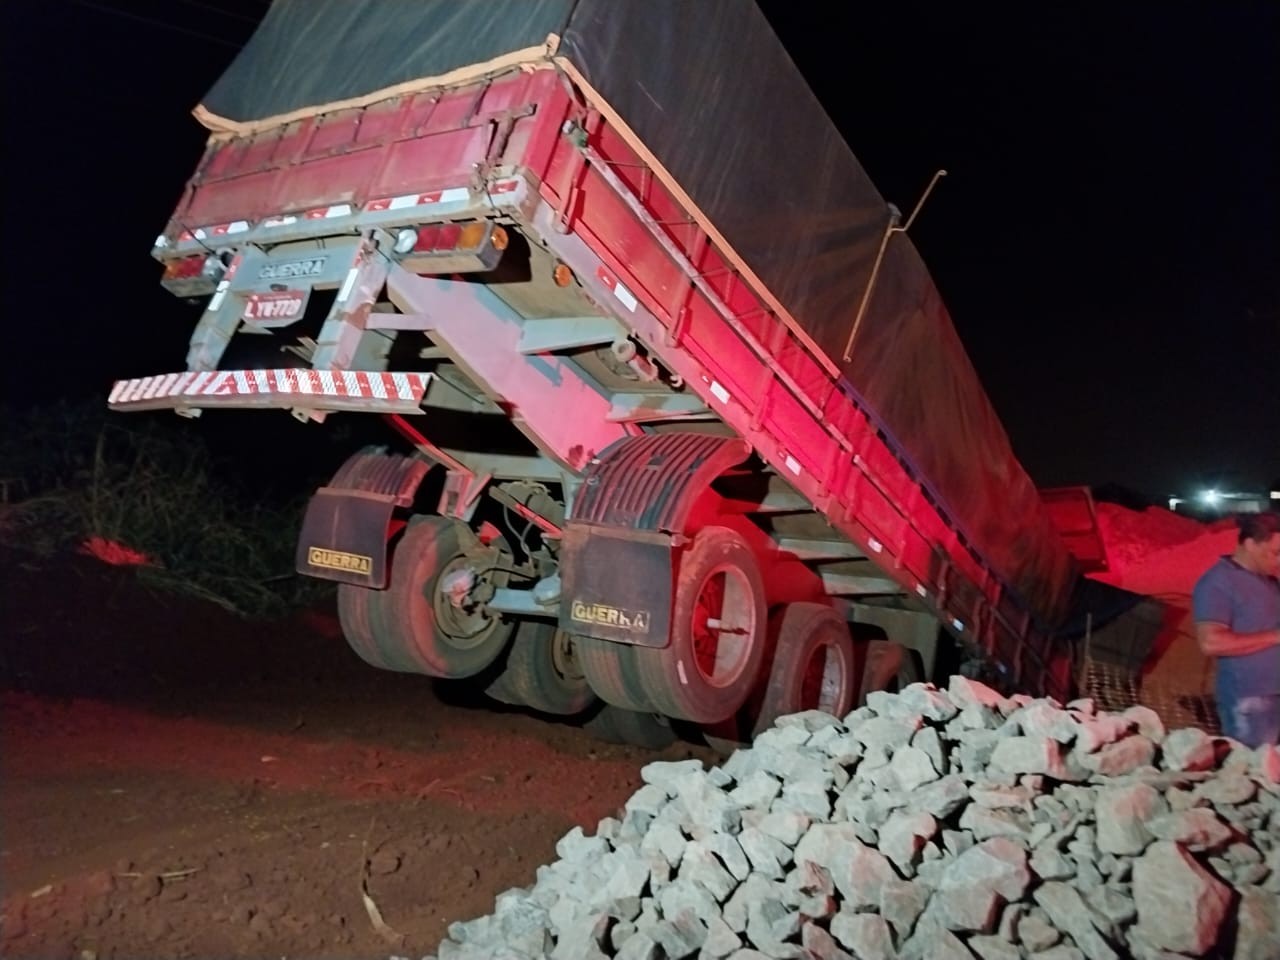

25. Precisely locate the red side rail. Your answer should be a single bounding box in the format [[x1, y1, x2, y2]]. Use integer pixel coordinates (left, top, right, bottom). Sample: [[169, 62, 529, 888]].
[[169, 69, 572, 235], [526, 94, 1064, 697]]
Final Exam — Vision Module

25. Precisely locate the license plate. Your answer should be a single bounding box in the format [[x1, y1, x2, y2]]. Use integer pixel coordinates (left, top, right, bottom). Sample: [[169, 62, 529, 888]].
[[243, 289, 307, 324]]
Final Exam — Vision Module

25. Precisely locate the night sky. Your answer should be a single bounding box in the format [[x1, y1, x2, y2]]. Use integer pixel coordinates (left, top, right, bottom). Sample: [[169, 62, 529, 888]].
[[7, 1, 1277, 499]]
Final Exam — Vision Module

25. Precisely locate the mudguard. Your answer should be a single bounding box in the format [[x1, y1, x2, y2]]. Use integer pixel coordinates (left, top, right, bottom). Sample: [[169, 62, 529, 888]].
[[558, 433, 750, 646], [295, 448, 431, 587], [559, 525, 675, 647]]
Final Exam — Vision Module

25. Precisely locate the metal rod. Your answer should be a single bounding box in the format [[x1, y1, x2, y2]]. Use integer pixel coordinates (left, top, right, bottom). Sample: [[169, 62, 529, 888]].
[[841, 169, 948, 362], [902, 169, 948, 232], [841, 211, 899, 362], [384, 413, 470, 475]]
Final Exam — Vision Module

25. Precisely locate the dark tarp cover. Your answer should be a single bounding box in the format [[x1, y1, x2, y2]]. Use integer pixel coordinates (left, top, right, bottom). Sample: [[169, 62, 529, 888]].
[[199, 0, 575, 127], [200, 0, 1077, 627]]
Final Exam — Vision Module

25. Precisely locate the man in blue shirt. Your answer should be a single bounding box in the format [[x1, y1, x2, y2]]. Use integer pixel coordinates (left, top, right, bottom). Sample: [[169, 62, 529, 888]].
[[1192, 512, 1280, 747]]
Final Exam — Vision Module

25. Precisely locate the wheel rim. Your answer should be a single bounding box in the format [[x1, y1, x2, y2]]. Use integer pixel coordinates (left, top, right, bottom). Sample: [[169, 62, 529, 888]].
[[690, 563, 757, 689], [430, 556, 500, 651], [799, 639, 845, 713], [551, 631, 586, 684]]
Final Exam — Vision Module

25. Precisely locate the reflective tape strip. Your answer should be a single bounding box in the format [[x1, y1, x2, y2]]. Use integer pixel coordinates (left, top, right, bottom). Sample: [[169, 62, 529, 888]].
[[337, 267, 359, 303], [110, 370, 429, 405], [186, 371, 215, 396], [208, 280, 230, 312], [613, 281, 638, 312], [304, 204, 353, 220], [262, 215, 297, 229], [366, 186, 471, 213], [595, 266, 638, 312], [152, 373, 181, 399]]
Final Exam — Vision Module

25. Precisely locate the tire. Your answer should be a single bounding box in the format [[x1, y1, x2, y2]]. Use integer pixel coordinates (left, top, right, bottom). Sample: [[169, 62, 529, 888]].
[[485, 621, 598, 716], [583, 705, 677, 750], [634, 527, 767, 724], [336, 582, 388, 670], [576, 635, 657, 712], [858, 638, 905, 704], [368, 516, 515, 678], [897, 648, 926, 688], [858, 640, 928, 702], [704, 602, 857, 754]]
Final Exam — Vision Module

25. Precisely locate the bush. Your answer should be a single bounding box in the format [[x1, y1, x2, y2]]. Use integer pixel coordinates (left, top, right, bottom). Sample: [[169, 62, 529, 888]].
[[0, 400, 332, 619]]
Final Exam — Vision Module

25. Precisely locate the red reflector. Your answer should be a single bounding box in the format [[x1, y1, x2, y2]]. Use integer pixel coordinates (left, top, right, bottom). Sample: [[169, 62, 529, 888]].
[[163, 255, 207, 280], [410, 220, 492, 254], [413, 224, 442, 253], [438, 223, 463, 250]]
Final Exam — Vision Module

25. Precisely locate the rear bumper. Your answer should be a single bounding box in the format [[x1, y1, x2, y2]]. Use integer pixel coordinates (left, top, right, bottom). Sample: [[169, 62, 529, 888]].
[[108, 369, 430, 415]]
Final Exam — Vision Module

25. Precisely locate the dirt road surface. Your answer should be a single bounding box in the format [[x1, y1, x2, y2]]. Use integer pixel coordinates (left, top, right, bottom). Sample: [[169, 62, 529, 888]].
[[1, 550, 712, 959]]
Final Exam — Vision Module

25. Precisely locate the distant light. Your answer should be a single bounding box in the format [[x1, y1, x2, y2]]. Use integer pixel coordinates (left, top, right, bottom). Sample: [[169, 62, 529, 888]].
[[1272, 491, 1280, 500], [1168, 497, 1183, 510], [1201, 489, 1220, 505]]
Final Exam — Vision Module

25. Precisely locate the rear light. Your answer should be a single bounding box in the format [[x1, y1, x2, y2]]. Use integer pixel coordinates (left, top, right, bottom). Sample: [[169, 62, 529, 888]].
[[392, 220, 509, 275], [159, 253, 226, 299], [162, 255, 207, 282]]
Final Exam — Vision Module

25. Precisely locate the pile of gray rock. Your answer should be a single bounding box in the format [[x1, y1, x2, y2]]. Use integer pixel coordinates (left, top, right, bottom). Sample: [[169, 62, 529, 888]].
[[428, 678, 1280, 960]]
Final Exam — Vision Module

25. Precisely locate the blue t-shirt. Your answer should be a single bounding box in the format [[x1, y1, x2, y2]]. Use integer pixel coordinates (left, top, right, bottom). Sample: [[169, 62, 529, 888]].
[[1192, 556, 1280, 699]]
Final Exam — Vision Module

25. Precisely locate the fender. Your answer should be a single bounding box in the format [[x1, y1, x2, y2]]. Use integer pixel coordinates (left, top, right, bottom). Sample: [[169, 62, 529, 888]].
[[295, 447, 431, 587], [559, 433, 750, 645]]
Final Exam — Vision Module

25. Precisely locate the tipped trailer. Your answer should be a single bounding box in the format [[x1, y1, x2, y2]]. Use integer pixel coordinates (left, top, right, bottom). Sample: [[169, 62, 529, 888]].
[[110, 0, 1080, 745]]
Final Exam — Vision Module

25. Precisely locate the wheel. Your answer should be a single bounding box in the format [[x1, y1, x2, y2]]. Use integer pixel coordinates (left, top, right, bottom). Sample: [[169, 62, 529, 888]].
[[368, 515, 515, 678], [485, 621, 598, 716], [704, 602, 857, 754], [634, 526, 767, 725], [583, 705, 677, 750], [755, 602, 857, 726], [858, 638, 904, 703], [336, 582, 390, 670], [858, 639, 927, 702], [576, 635, 657, 713]]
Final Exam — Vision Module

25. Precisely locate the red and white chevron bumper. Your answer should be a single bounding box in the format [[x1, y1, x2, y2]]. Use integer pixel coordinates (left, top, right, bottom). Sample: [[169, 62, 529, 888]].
[[108, 369, 431, 414]]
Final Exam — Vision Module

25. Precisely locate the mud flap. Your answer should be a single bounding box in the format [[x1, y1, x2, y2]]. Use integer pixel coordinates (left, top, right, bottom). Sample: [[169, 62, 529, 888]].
[[296, 489, 399, 587], [558, 523, 675, 647], [295, 447, 432, 588]]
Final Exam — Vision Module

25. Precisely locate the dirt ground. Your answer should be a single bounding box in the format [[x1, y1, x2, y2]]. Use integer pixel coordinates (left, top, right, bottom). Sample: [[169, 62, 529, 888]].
[[0, 550, 713, 959]]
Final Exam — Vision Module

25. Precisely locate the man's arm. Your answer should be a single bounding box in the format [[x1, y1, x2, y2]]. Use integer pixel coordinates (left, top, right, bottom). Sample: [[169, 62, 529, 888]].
[[1196, 621, 1280, 658]]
